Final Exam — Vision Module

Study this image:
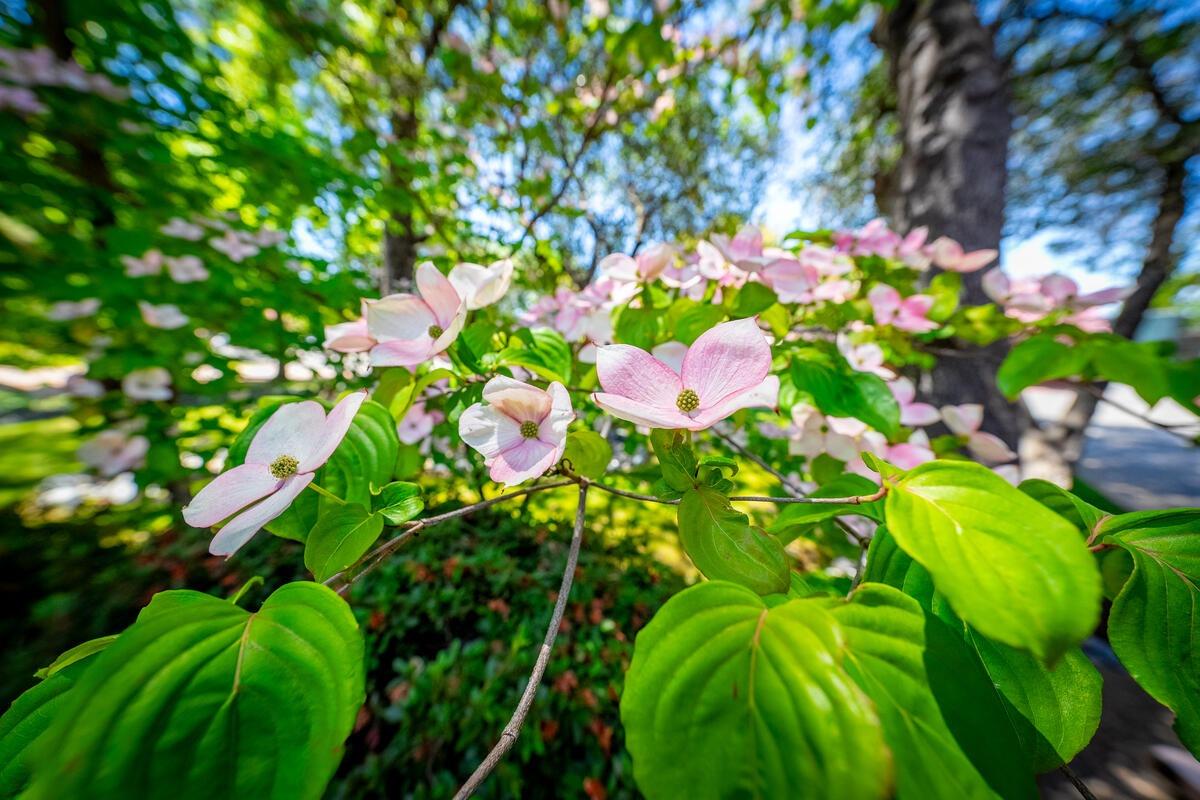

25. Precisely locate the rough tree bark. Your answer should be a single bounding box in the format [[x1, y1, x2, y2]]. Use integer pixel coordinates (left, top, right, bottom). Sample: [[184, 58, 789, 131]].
[[876, 0, 1024, 449], [381, 107, 421, 296]]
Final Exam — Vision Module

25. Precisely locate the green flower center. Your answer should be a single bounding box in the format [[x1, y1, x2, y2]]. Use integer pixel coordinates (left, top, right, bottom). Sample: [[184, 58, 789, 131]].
[[519, 420, 539, 439], [269, 454, 299, 479], [676, 388, 700, 413], [428, 324, 444, 339]]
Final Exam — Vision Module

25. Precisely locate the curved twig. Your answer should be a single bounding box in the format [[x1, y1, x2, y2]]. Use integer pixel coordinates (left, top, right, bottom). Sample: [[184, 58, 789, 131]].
[[454, 482, 590, 799]]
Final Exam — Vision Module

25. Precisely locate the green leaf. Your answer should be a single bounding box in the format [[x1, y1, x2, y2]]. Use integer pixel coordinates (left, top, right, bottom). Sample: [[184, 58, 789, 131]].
[[614, 305, 660, 349], [621, 582, 889, 800], [865, 528, 1101, 779], [0, 655, 98, 795], [562, 429, 612, 478], [885, 460, 1101, 662], [677, 486, 790, 595], [996, 334, 1088, 399], [727, 282, 777, 316], [650, 428, 697, 493], [827, 584, 1000, 799], [1098, 508, 1200, 755], [1018, 479, 1107, 534], [304, 503, 385, 582], [227, 397, 399, 543], [671, 301, 727, 345], [372, 481, 424, 525], [498, 327, 572, 384], [1090, 338, 1171, 404], [22, 583, 364, 800], [966, 630, 1102, 772], [790, 351, 900, 437], [32, 635, 117, 680]]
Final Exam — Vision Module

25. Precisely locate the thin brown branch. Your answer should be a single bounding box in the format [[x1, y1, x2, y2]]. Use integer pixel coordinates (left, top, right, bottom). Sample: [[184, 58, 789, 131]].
[[324, 479, 575, 593], [1082, 383, 1198, 444], [1059, 764, 1099, 800], [453, 482, 590, 799]]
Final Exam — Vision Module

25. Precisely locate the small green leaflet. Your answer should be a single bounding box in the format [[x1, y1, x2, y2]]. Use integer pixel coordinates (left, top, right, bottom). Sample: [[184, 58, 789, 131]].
[[677, 486, 790, 595], [304, 503, 385, 582]]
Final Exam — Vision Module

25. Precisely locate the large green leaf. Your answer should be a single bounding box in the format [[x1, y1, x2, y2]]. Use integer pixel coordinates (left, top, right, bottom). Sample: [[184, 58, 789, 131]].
[[885, 460, 1101, 662], [22, 582, 365, 800], [996, 334, 1089, 399], [678, 486, 790, 595], [498, 326, 572, 384], [0, 658, 95, 795], [865, 529, 1099, 786], [1098, 508, 1200, 755], [227, 396, 398, 542], [304, 503, 385, 582], [789, 351, 900, 437], [621, 581, 890, 800], [825, 584, 999, 800]]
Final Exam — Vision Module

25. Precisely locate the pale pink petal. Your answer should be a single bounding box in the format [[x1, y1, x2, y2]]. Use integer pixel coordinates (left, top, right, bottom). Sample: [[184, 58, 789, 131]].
[[489, 438, 560, 486], [948, 249, 997, 272], [483, 376, 552, 422], [982, 269, 1011, 303], [459, 403, 525, 459], [1076, 286, 1132, 306], [592, 392, 695, 429], [680, 318, 771, 408], [246, 401, 327, 465], [596, 344, 682, 407], [1040, 274, 1078, 304], [367, 294, 437, 341], [209, 474, 313, 557], [650, 342, 688, 374], [868, 284, 900, 324], [416, 261, 464, 327], [889, 377, 916, 405], [968, 432, 1018, 464], [325, 319, 376, 353], [432, 302, 467, 352], [940, 404, 983, 436], [598, 253, 640, 283], [900, 402, 940, 427], [888, 442, 934, 470], [183, 463, 281, 528], [299, 391, 367, 472], [541, 382, 574, 445], [370, 339, 436, 367], [691, 375, 780, 428], [825, 432, 861, 462]]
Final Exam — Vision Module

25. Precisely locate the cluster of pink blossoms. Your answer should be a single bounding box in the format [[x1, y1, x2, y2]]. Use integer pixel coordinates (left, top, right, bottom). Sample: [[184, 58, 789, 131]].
[[983, 270, 1130, 333], [186, 220, 1116, 556]]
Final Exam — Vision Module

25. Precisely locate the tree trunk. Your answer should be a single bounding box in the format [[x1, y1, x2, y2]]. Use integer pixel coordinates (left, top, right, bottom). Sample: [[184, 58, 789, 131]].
[[381, 109, 420, 296], [1044, 156, 1187, 463], [877, 0, 1022, 448]]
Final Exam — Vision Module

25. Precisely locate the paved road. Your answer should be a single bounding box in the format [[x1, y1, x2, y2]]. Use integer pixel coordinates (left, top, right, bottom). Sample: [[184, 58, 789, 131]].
[[1026, 385, 1200, 509]]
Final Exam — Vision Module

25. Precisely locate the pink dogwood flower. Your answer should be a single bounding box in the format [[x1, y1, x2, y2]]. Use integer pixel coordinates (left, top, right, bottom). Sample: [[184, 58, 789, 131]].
[[120, 249, 164, 277], [459, 377, 574, 485], [165, 255, 209, 283], [941, 404, 1017, 464], [160, 217, 205, 241], [592, 317, 779, 430], [209, 230, 260, 262], [78, 428, 149, 477], [367, 262, 467, 367], [929, 237, 997, 273], [139, 301, 189, 330], [598, 242, 676, 284], [888, 377, 939, 427], [183, 391, 367, 556], [398, 401, 444, 445], [868, 284, 938, 332], [449, 258, 515, 310], [711, 224, 777, 273], [760, 257, 819, 303], [325, 318, 376, 353]]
